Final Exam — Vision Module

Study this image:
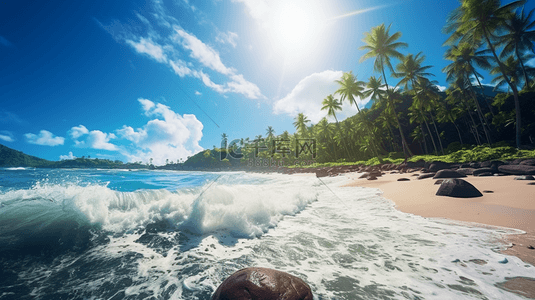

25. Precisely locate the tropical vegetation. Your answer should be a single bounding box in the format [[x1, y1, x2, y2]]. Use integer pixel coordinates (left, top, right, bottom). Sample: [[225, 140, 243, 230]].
[[228, 0, 535, 168]]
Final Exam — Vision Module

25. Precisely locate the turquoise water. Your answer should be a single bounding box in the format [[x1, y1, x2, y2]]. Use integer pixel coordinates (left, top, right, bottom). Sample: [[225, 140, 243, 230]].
[[0, 168, 532, 299]]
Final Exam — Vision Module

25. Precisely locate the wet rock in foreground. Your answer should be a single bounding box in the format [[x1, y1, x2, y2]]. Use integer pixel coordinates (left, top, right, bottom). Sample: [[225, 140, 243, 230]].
[[212, 267, 313, 300], [436, 179, 483, 198]]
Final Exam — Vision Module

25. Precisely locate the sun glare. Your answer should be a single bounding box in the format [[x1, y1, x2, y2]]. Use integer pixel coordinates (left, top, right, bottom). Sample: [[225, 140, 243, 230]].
[[269, 2, 323, 54]]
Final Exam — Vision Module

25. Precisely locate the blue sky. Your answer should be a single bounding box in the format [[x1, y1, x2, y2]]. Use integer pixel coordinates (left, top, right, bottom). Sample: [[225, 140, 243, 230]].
[[1, 0, 534, 165]]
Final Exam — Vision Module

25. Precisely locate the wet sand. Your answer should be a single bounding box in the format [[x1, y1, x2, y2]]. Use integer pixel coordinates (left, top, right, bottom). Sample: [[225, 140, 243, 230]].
[[342, 172, 535, 298]]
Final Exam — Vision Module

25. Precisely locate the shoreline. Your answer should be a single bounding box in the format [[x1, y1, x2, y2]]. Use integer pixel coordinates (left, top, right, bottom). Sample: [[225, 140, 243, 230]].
[[340, 171, 535, 297], [341, 171, 535, 265]]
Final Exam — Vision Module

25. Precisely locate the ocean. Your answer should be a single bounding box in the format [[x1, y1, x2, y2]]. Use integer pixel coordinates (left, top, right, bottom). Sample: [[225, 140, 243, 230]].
[[0, 168, 532, 299]]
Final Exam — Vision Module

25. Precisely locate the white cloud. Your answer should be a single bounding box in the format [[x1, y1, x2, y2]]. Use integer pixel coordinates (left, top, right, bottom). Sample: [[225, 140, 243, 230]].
[[60, 151, 76, 160], [126, 38, 167, 63], [173, 27, 234, 75], [169, 59, 194, 77], [232, 0, 269, 20], [99, 5, 264, 99], [273, 70, 370, 123], [436, 85, 447, 92], [74, 131, 118, 151], [69, 125, 118, 150], [138, 99, 156, 113], [195, 91, 202, 96], [68, 125, 89, 139], [216, 31, 239, 47], [25, 130, 65, 146], [199, 71, 227, 93], [116, 99, 204, 165], [0, 131, 14, 142], [227, 74, 263, 99]]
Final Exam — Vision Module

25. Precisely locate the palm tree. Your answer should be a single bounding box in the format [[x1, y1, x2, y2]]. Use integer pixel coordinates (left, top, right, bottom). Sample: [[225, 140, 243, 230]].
[[322, 94, 353, 159], [363, 76, 387, 103], [443, 43, 494, 115], [221, 133, 228, 149], [394, 52, 441, 154], [491, 55, 535, 90], [444, 0, 525, 148], [321, 95, 342, 121], [436, 97, 464, 145], [393, 52, 434, 90], [360, 23, 413, 158], [498, 6, 535, 89], [414, 78, 445, 154], [447, 79, 484, 144], [335, 73, 382, 157], [293, 113, 310, 137], [266, 126, 275, 139], [335, 71, 366, 112], [443, 44, 493, 144], [315, 118, 337, 161]]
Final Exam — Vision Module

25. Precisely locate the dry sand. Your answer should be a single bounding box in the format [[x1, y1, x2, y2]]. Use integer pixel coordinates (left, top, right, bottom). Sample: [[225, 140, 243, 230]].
[[341, 171, 535, 298]]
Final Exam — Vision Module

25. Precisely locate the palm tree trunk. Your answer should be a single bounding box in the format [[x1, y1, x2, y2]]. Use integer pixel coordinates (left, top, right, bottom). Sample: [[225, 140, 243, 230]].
[[422, 114, 438, 154], [516, 48, 530, 89], [451, 119, 463, 145], [382, 69, 413, 158], [468, 82, 492, 145], [420, 123, 429, 154], [462, 100, 482, 145], [334, 116, 352, 159], [483, 27, 521, 148], [429, 113, 445, 155], [471, 67, 495, 117]]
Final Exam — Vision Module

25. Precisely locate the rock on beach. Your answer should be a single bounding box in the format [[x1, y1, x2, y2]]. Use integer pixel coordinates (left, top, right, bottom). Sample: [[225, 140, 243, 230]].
[[211, 267, 313, 300], [436, 178, 483, 198]]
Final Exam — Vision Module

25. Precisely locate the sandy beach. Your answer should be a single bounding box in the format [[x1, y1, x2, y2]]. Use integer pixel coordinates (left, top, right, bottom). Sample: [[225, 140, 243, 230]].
[[342, 171, 535, 297]]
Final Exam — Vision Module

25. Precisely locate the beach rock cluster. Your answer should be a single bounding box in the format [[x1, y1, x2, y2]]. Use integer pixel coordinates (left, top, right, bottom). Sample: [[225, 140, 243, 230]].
[[264, 158, 535, 180], [211, 267, 313, 300], [436, 179, 483, 198]]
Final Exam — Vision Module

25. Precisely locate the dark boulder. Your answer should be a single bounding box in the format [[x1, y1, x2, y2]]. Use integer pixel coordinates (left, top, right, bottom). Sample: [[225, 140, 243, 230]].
[[475, 172, 493, 177], [367, 175, 378, 180], [510, 158, 526, 165], [480, 160, 505, 170], [472, 168, 495, 176], [417, 173, 436, 180], [457, 168, 476, 176], [428, 161, 454, 172], [433, 169, 467, 179], [469, 162, 481, 169], [406, 160, 425, 168], [520, 159, 535, 166], [358, 172, 370, 179], [369, 170, 383, 177], [435, 180, 444, 185], [397, 178, 410, 181], [315, 168, 329, 178], [498, 165, 535, 175], [211, 267, 313, 300], [436, 179, 483, 198], [514, 175, 535, 180]]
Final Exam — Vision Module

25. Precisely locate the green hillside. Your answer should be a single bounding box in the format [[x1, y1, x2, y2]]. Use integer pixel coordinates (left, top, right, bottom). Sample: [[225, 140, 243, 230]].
[[0, 144, 54, 167]]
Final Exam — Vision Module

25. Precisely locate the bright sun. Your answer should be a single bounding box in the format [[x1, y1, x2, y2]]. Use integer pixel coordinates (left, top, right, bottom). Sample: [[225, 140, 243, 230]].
[[269, 2, 323, 54]]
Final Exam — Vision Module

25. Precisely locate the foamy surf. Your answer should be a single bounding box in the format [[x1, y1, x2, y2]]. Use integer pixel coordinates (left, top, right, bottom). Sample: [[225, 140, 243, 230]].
[[0, 168, 533, 299]]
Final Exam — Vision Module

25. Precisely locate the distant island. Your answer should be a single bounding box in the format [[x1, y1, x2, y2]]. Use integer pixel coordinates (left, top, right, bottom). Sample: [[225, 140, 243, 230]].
[[0, 143, 245, 171]]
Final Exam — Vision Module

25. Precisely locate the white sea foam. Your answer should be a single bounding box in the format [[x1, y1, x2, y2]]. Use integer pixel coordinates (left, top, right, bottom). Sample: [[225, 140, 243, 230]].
[[0, 173, 319, 238], [3, 171, 534, 299]]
